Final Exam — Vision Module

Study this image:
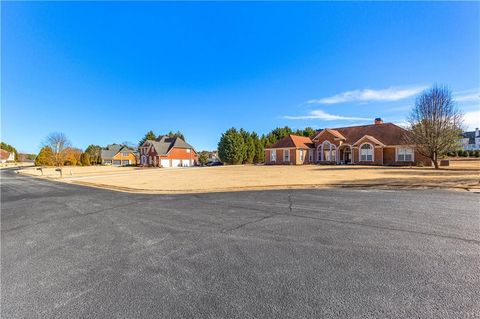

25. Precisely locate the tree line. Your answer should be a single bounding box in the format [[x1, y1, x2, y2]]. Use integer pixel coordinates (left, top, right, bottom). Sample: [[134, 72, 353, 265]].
[[34, 130, 188, 167], [217, 126, 316, 165]]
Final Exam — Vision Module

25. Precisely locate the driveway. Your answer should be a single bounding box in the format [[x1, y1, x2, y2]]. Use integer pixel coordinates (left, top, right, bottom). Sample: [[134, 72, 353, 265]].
[[1, 169, 479, 318]]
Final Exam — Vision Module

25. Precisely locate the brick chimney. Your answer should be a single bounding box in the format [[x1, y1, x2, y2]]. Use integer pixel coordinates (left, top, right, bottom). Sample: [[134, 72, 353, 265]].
[[374, 117, 383, 125]]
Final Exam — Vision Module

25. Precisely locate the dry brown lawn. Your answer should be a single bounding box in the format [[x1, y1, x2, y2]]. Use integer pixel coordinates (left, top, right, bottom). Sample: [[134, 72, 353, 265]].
[[18, 158, 480, 194]]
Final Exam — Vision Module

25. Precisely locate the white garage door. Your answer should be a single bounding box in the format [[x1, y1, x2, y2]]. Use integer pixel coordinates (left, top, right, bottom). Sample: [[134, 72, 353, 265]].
[[172, 159, 181, 167], [160, 159, 170, 167], [181, 159, 191, 167]]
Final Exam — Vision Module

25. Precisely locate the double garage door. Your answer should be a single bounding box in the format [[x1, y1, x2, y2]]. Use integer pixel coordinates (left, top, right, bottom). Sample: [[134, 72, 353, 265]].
[[160, 159, 191, 167]]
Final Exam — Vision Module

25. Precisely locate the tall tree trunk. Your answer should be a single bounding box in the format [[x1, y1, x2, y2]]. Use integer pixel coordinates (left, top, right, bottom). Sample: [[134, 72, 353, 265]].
[[432, 152, 439, 169]]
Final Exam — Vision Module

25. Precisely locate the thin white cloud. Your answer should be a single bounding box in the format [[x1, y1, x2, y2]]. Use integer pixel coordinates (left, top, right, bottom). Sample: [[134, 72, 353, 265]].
[[308, 85, 427, 105], [464, 110, 480, 131], [454, 89, 480, 103], [393, 121, 409, 128], [284, 109, 370, 121]]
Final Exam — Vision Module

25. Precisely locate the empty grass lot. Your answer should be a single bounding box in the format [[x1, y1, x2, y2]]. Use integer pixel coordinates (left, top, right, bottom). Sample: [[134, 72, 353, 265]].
[[18, 159, 480, 193]]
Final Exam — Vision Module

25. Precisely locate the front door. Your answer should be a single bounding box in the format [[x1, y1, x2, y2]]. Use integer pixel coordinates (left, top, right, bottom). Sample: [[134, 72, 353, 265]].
[[344, 147, 351, 164]]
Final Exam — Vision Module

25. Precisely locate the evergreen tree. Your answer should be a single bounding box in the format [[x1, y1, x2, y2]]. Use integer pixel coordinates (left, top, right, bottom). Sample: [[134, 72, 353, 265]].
[[35, 146, 55, 166], [167, 131, 186, 141], [85, 145, 102, 164], [302, 127, 316, 137], [265, 126, 293, 146], [251, 132, 265, 164], [138, 130, 157, 146], [218, 128, 245, 165], [80, 152, 91, 166], [239, 129, 254, 164]]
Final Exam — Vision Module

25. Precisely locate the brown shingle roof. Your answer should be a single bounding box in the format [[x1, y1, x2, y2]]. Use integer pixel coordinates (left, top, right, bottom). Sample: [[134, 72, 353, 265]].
[[315, 123, 409, 146], [267, 135, 314, 149]]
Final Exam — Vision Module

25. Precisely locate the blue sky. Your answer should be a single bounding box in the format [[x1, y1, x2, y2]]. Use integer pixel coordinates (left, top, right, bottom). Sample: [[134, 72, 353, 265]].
[[2, 2, 479, 153]]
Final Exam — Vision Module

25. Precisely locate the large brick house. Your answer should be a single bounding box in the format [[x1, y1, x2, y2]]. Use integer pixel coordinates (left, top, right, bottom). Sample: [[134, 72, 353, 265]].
[[265, 118, 431, 166], [101, 144, 138, 165], [139, 136, 198, 167]]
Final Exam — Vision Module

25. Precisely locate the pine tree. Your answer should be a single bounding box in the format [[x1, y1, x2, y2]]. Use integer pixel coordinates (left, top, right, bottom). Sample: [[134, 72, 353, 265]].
[[167, 131, 186, 141], [251, 132, 265, 163], [35, 146, 55, 166], [240, 129, 255, 164], [139, 130, 157, 146], [218, 128, 245, 165], [246, 136, 255, 164]]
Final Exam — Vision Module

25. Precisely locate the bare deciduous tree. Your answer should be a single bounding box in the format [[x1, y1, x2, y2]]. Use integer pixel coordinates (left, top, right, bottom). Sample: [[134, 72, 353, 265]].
[[407, 85, 463, 169], [43, 132, 71, 166]]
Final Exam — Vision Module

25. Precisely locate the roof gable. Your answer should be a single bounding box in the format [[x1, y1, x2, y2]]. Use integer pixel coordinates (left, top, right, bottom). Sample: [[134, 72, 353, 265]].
[[315, 123, 409, 146], [148, 136, 196, 155], [352, 135, 386, 147], [313, 129, 346, 141]]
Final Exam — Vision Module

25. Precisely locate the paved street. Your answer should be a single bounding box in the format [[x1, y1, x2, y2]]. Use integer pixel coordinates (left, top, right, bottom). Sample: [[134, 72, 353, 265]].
[[1, 169, 479, 318]]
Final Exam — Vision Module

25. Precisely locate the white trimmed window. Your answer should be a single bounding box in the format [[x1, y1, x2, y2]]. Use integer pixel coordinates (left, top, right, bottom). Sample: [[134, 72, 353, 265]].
[[360, 143, 373, 161], [300, 149, 304, 161], [186, 149, 191, 153], [284, 149, 290, 162], [122, 152, 129, 157], [397, 147, 413, 162], [270, 150, 276, 161], [308, 149, 313, 161]]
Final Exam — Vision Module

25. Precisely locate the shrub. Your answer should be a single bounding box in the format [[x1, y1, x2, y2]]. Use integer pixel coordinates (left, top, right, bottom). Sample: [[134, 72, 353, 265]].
[[80, 152, 91, 166], [468, 150, 474, 157], [35, 146, 55, 166], [474, 150, 480, 158]]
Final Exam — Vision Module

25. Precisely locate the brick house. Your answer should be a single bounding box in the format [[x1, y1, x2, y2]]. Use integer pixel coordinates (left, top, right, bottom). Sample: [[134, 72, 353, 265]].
[[139, 136, 198, 167], [0, 149, 15, 163], [265, 118, 431, 166], [101, 144, 138, 165]]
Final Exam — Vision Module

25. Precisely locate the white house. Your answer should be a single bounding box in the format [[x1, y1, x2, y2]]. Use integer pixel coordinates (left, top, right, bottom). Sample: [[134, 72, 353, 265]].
[[461, 128, 480, 151]]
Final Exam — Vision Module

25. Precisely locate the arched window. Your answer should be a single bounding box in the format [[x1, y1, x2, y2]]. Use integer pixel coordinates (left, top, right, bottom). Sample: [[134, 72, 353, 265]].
[[318, 141, 337, 162], [360, 143, 373, 161]]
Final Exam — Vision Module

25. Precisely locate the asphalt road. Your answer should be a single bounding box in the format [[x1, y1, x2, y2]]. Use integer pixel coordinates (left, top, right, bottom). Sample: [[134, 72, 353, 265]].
[[1, 169, 479, 318]]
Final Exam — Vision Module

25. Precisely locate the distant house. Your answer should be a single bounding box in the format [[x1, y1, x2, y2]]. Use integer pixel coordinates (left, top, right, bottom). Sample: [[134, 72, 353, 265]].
[[139, 136, 198, 167], [101, 144, 138, 165], [207, 150, 221, 164], [265, 118, 431, 166], [460, 128, 480, 151], [0, 149, 15, 163]]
